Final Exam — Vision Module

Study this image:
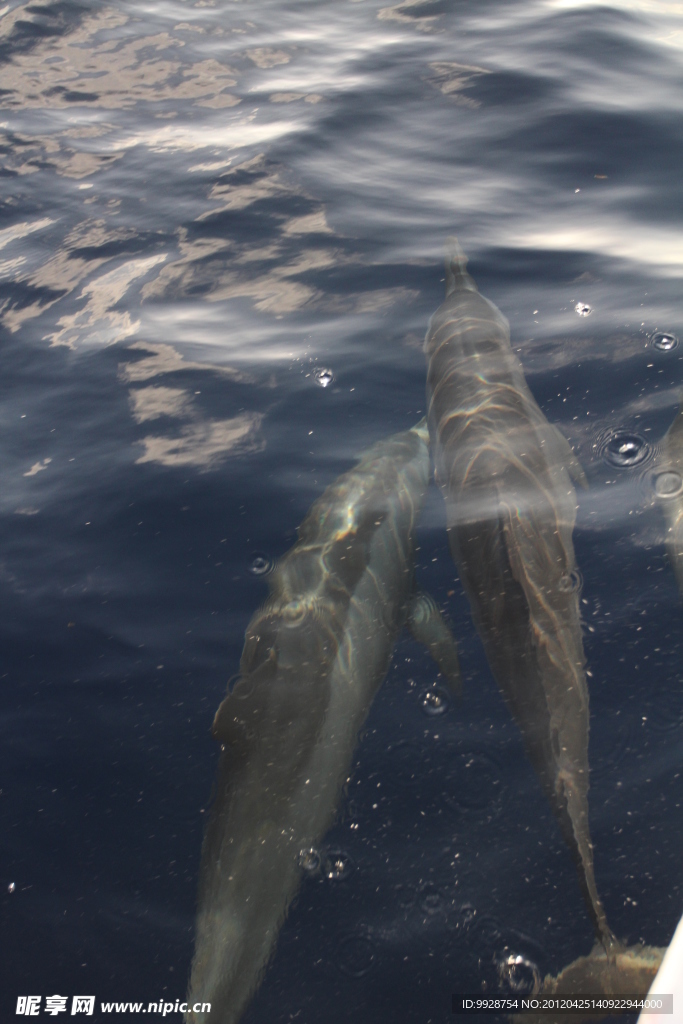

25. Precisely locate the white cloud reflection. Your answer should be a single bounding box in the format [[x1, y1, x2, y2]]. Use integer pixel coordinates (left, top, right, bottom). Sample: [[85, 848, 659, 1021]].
[[23, 458, 52, 478], [128, 386, 194, 424], [135, 411, 264, 469], [378, 0, 441, 31], [123, 347, 263, 471], [499, 221, 683, 278], [0, 218, 54, 252], [119, 342, 248, 384], [44, 254, 168, 348]]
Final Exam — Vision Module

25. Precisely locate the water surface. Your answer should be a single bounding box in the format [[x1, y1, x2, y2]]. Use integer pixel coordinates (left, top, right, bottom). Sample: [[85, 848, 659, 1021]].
[[1, 0, 682, 1020]]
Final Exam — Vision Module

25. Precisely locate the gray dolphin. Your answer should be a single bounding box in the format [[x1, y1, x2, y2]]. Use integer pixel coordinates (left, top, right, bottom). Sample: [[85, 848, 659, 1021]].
[[655, 404, 683, 591], [186, 420, 460, 1024], [424, 239, 615, 949]]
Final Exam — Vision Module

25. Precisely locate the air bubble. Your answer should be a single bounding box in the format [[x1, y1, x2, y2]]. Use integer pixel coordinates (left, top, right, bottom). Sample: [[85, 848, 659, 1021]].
[[654, 471, 683, 499], [313, 367, 335, 388], [322, 849, 355, 881], [497, 951, 541, 994], [446, 901, 477, 934], [248, 552, 274, 576], [419, 685, 450, 717], [653, 332, 678, 352], [418, 882, 443, 916], [602, 432, 649, 469], [335, 933, 376, 977], [8, 882, 15, 894], [468, 920, 546, 994], [575, 302, 592, 317], [282, 598, 306, 627], [558, 568, 582, 593], [299, 848, 320, 873], [444, 750, 506, 815], [395, 884, 416, 911]]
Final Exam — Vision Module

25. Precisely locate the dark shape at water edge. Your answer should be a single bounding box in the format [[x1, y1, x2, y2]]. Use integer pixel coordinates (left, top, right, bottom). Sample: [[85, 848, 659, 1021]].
[[186, 420, 460, 1024], [516, 943, 665, 1023], [424, 237, 615, 950]]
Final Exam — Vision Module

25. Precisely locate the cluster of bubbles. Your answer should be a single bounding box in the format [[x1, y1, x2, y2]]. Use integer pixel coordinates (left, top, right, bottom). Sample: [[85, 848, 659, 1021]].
[[313, 367, 335, 388], [497, 951, 541, 994], [575, 302, 592, 317], [298, 846, 355, 882], [419, 684, 451, 716], [323, 849, 355, 881]]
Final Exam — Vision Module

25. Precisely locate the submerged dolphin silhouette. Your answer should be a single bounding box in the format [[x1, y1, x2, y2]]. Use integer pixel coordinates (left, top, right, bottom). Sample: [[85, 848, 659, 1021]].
[[186, 420, 460, 1024], [655, 404, 683, 592], [424, 239, 615, 949]]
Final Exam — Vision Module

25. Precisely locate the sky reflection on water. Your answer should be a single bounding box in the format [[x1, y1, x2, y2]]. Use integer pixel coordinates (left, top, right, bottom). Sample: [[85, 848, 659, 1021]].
[[1, 0, 682, 1020]]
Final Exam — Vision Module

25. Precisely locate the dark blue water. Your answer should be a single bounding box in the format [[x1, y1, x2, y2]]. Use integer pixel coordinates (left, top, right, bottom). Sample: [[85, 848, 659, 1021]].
[[1, 0, 682, 1021]]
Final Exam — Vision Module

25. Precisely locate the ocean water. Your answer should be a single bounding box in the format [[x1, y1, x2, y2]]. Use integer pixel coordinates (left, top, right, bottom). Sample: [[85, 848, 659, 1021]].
[[1, 0, 682, 1021]]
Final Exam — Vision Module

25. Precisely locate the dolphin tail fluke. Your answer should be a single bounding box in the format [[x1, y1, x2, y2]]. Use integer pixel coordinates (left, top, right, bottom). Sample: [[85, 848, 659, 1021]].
[[444, 236, 478, 297], [407, 589, 462, 698]]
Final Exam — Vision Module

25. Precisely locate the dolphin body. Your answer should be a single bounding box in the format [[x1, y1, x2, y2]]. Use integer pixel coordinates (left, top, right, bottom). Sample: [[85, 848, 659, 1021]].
[[424, 239, 614, 948], [186, 420, 460, 1024], [655, 405, 683, 591]]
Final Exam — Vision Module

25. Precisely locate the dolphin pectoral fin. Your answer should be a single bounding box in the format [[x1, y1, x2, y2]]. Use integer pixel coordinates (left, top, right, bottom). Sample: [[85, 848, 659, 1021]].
[[551, 424, 588, 489], [407, 589, 462, 698]]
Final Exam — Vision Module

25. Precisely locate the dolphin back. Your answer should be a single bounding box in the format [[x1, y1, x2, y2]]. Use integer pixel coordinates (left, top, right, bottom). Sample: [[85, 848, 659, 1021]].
[[424, 239, 613, 948], [186, 420, 458, 1023]]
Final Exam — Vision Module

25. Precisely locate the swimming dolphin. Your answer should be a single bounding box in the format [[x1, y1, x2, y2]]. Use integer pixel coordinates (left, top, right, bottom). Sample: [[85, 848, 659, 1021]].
[[655, 404, 683, 592], [424, 238, 615, 949], [186, 420, 460, 1024]]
